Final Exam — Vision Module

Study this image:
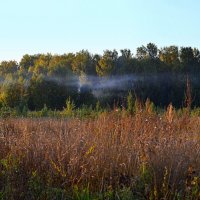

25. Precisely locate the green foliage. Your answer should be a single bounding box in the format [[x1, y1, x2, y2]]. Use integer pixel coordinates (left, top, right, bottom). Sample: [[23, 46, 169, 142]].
[[95, 101, 101, 112], [0, 61, 18, 75], [1, 45, 200, 111], [40, 104, 49, 117], [96, 50, 118, 76], [76, 105, 95, 119], [22, 105, 28, 116], [0, 106, 16, 118], [127, 164, 157, 199], [28, 171, 44, 198], [191, 107, 200, 116], [159, 46, 180, 70], [63, 97, 75, 117], [0, 155, 20, 199], [72, 50, 95, 75], [136, 43, 158, 60], [127, 91, 135, 114], [73, 185, 90, 200], [0, 80, 26, 108]]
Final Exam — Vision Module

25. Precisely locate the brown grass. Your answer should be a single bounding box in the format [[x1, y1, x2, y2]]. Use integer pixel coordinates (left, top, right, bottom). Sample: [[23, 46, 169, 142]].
[[0, 110, 200, 199]]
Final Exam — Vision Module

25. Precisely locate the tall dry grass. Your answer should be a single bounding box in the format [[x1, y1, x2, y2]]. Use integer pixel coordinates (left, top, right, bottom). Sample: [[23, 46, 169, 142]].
[[0, 109, 199, 199]]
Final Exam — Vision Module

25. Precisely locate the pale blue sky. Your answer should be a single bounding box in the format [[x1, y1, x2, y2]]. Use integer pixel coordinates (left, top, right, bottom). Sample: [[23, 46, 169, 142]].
[[0, 0, 200, 61]]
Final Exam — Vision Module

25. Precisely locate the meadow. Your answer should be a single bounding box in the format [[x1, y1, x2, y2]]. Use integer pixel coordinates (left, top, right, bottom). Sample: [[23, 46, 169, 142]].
[[1, 2, 200, 199], [0, 104, 199, 199]]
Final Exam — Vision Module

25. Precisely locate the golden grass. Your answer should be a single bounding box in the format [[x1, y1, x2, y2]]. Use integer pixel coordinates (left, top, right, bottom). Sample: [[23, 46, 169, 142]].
[[0, 110, 199, 198]]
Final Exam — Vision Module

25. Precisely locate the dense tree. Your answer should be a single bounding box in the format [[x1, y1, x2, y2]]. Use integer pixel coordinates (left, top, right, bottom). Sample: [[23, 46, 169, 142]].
[[136, 46, 148, 60], [48, 54, 74, 77], [0, 61, 18, 75], [0, 44, 200, 110], [146, 43, 158, 59], [193, 48, 200, 62], [19, 54, 37, 72], [136, 43, 158, 60], [0, 79, 26, 108], [32, 54, 52, 75], [116, 49, 135, 74], [72, 50, 96, 75], [159, 46, 180, 70], [180, 47, 194, 64], [96, 50, 118, 76], [27, 74, 78, 110]]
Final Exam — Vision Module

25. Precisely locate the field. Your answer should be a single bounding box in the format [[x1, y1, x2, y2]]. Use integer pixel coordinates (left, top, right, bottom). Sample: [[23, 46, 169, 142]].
[[0, 107, 200, 199]]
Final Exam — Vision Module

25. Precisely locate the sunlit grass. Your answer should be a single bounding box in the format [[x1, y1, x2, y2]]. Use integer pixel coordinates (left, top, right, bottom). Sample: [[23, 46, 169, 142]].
[[0, 108, 199, 199]]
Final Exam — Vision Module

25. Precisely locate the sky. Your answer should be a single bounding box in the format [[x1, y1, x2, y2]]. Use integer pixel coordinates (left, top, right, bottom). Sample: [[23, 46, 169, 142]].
[[0, 0, 200, 62]]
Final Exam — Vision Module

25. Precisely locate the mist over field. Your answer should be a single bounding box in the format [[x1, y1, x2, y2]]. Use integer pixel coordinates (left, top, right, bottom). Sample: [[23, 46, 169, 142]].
[[1, 46, 200, 110], [42, 72, 195, 101], [41, 73, 191, 92]]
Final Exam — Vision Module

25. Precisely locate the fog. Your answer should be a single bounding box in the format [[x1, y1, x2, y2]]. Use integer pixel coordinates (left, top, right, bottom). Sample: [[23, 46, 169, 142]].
[[43, 73, 192, 98]]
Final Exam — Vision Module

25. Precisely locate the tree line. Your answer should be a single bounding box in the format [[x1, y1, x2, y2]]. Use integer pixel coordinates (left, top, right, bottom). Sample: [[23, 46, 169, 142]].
[[1, 43, 200, 111]]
